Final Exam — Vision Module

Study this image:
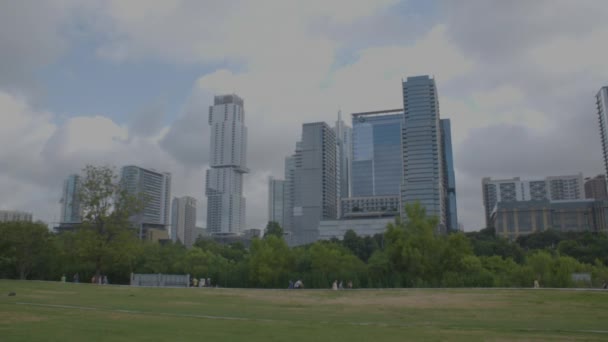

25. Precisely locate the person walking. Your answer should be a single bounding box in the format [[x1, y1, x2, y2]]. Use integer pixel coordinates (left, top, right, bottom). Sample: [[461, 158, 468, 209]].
[[73, 273, 79, 283], [103, 275, 109, 285], [332, 280, 338, 290], [60, 274, 66, 283], [338, 280, 343, 289]]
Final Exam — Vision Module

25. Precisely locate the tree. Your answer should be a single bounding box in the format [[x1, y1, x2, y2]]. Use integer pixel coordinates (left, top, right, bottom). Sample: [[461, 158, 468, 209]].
[[249, 235, 293, 287], [75, 165, 142, 279], [0, 221, 54, 279], [264, 221, 284, 239]]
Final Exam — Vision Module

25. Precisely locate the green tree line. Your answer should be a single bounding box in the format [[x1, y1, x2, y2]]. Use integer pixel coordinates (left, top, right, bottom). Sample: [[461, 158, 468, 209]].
[[1, 165, 608, 288]]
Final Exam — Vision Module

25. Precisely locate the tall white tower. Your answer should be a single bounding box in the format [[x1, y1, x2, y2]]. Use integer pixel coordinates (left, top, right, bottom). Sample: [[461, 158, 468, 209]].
[[206, 94, 248, 234]]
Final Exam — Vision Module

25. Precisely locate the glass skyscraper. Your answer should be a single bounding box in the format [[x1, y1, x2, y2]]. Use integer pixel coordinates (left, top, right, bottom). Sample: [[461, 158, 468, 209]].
[[441, 119, 458, 232], [60, 174, 82, 224], [351, 109, 403, 197]]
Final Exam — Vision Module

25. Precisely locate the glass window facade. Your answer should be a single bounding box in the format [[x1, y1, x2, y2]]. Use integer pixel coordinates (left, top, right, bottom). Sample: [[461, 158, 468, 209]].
[[351, 113, 403, 197]]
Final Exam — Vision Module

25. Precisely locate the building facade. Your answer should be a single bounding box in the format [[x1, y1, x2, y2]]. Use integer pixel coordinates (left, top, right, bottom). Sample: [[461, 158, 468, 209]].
[[206, 94, 248, 234], [491, 199, 608, 239], [401, 75, 446, 232], [482, 174, 584, 228], [121, 165, 171, 239], [171, 196, 197, 248], [351, 109, 403, 197], [268, 177, 286, 228], [318, 217, 395, 240], [0, 210, 33, 223], [596, 86, 608, 181], [340, 196, 400, 219], [292, 122, 337, 246], [334, 112, 352, 216], [60, 174, 82, 224], [283, 154, 297, 233], [585, 175, 608, 200]]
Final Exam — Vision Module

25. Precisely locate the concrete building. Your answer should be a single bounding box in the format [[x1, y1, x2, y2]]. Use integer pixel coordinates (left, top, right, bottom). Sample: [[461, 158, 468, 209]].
[[318, 217, 395, 240], [596, 86, 608, 180], [482, 174, 584, 228], [401, 75, 446, 232], [60, 174, 82, 224], [121, 165, 171, 239], [171, 196, 197, 248], [292, 122, 337, 246], [351, 109, 403, 198], [441, 119, 458, 232], [340, 196, 400, 219], [206, 94, 248, 234], [585, 175, 608, 200], [491, 199, 608, 240], [268, 177, 286, 228], [0, 210, 33, 223]]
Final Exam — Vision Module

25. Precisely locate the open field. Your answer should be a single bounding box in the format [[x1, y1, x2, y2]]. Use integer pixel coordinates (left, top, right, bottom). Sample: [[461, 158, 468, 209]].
[[1, 280, 608, 341]]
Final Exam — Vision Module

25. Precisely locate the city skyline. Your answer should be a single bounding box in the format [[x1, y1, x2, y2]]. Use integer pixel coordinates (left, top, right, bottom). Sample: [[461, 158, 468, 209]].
[[1, 1, 607, 231]]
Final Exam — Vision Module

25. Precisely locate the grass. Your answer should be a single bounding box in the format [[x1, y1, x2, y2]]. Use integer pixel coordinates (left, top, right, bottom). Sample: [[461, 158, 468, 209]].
[[1, 280, 608, 341]]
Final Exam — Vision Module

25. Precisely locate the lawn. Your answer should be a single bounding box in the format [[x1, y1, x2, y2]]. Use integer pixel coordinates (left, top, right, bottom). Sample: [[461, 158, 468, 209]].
[[1, 280, 607, 341]]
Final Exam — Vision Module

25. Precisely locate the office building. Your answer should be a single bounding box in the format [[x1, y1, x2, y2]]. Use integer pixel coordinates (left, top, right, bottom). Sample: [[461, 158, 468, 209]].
[[585, 175, 608, 200], [121, 165, 171, 239], [292, 122, 337, 245], [491, 199, 608, 239], [334, 112, 352, 217], [400, 75, 446, 232], [171, 196, 197, 248], [482, 174, 584, 228], [340, 196, 400, 219], [60, 174, 82, 224], [268, 177, 286, 228], [596, 86, 608, 180], [206, 94, 248, 234], [282, 153, 297, 233], [351, 109, 403, 197], [0, 210, 33, 223], [441, 119, 458, 232]]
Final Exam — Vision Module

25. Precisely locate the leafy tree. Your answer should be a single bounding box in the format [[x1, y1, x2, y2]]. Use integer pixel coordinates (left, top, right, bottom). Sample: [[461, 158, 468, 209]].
[[264, 221, 284, 239], [75, 165, 142, 279], [0, 221, 54, 279], [249, 235, 293, 287]]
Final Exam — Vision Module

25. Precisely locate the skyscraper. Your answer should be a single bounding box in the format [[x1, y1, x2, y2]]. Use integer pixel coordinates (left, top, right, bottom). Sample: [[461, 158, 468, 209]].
[[268, 177, 286, 228], [596, 86, 608, 181], [401, 75, 446, 232], [121, 165, 171, 239], [60, 174, 82, 224], [351, 109, 403, 197], [206, 94, 248, 234], [441, 119, 458, 232], [171, 196, 197, 248], [334, 112, 352, 205], [585, 175, 608, 200], [283, 153, 297, 233], [292, 122, 337, 245]]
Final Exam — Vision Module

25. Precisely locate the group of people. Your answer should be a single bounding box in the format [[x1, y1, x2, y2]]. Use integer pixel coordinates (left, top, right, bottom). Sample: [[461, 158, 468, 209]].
[[287, 280, 304, 289], [191, 277, 212, 288], [60, 273, 109, 285], [332, 280, 353, 290]]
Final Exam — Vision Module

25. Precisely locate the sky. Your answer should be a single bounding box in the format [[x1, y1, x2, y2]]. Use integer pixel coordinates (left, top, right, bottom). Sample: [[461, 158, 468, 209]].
[[1, 0, 607, 231]]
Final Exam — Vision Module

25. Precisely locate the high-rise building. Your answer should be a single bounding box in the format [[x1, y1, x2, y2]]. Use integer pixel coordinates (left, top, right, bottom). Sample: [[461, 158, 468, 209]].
[[482, 174, 584, 228], [121, 165, 171, 239], [401, 75, 446, 232], [441, 119, 458, 232], [0, 210, 33, 223], [60, 174, 82, 224], [351, 109, 403, 197], [585, 175, 608, 200], [334, 112, 352, 203], [292, 122, 337, 245], [171, 196, 197, 248], [268, 177, 286, 228], [596, 86, 608, 180], [283, 153, 297, 233], [206, 94, 248, 234]]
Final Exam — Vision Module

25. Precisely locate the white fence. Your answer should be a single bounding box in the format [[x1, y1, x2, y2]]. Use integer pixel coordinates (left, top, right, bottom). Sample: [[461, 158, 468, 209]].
[[130, 273, 190, 287]]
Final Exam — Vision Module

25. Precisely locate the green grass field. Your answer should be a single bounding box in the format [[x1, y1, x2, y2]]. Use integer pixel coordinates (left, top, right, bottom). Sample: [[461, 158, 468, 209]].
[[1, 280, 607, 341]]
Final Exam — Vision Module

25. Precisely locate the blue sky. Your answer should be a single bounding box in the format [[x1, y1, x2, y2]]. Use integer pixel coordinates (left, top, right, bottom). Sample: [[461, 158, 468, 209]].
[[1, 0, 607, 230]]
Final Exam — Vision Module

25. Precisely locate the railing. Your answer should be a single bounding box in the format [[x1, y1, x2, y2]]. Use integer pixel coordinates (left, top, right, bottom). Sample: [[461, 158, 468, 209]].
[[130, 273, 190, 287]]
